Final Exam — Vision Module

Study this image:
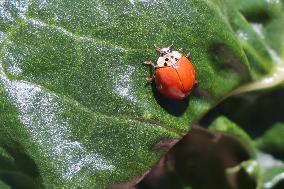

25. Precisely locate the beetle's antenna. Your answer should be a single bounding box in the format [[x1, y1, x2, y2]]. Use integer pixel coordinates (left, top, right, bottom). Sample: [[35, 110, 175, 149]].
[[178, 48, 183, 53], [186, 52, 191, 58], [154, 44, 160, 52], [168, 44, 174, 49]]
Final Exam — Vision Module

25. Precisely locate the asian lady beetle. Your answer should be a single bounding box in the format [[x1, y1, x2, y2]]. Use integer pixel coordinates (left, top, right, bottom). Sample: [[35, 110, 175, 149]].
[[144, 45, 196, 100]]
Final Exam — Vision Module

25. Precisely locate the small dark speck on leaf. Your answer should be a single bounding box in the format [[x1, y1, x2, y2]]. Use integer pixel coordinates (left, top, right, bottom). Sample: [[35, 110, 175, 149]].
[[193, 86, 213, 100], [151, 139, 178, 151]]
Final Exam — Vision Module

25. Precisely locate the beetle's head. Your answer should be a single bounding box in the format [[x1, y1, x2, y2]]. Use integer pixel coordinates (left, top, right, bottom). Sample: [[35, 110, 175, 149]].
[[156, 49, 182, 68], [159, 47, 172, 57]]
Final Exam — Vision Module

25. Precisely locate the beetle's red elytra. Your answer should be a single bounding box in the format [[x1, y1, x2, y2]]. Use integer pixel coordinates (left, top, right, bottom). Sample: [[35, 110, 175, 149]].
[[144, 45, 196, 100]]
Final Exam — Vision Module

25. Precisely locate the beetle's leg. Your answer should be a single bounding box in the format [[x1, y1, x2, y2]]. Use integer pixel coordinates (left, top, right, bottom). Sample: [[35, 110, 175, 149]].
[[146, 76, 154, 83], [144, 61, 155, 83], [144, 61, 155, 68], [195, 80, 199, 86], [154, 44, 160, 52], [186, 51, 191, 59]]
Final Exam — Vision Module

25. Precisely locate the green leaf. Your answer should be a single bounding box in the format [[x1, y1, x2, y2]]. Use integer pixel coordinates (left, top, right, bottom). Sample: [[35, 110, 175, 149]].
[[0, 180, 11, 189], [0, 0, 283, 188], [209, 116, 256, 157], [226, 160, 260, 189], [257, 123, 284, 158], [257, 152, 284, 189], [261, 167, 284, 189], [241, 160, 261, 184]]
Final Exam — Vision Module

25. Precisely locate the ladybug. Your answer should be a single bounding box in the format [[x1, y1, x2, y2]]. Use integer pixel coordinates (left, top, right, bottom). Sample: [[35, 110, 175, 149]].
[[144, 45, 196, 100]]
